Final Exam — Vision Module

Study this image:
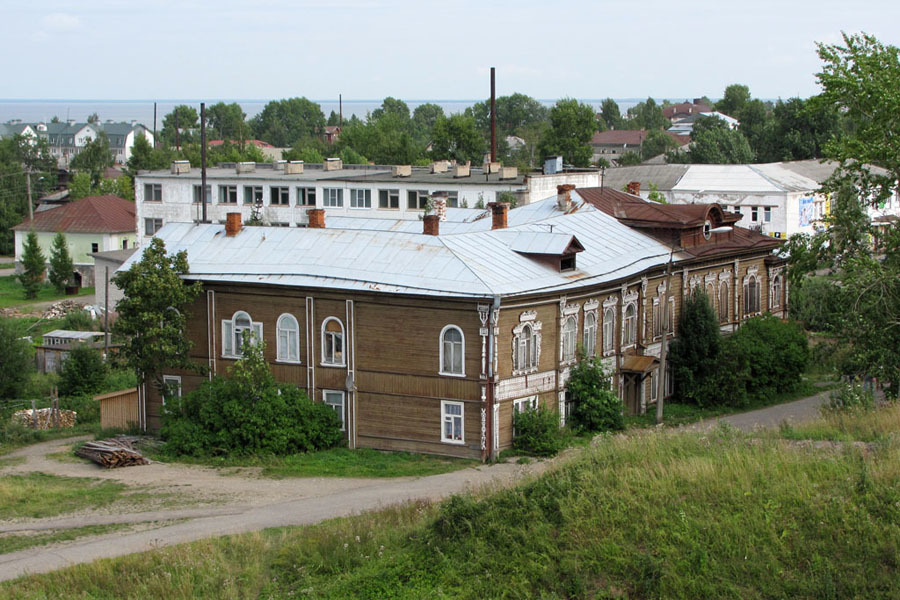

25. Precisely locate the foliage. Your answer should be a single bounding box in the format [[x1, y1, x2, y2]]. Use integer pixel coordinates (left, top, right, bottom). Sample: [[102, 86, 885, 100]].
[[669, 290, 723, 406], [112, 237, 203, 392], [599, 97, 626, 130], [161, 339, 343, 456], [641, 128, 678, 160], [625, 97, 668, 130], [497, 191, 518, 209], [125, 133, 175, 175], [69, 132, 113, 186], [69, 171, 135, 202], [17, 230, 45, 299], [47, 232, 73, 293], [282, 146, 325, 164], [715, 83, 750, 116], [788, 276, 843, 332], [617, 150, 642, 166], [780, 232, 827, 288], [466, 93, 549, 139], [647, 182, 666, 203], [512, 405, 564, 457], [566, 357, 624, 432], [412, 103, 445, 135], [823, 181, 872, 265], [726, 315, 809, 400], [160, 104, 199, 147], [0, 135, 56, 255], [681, 116, 755, 164], [60, 309, 95, 331], [337, 110, 420, 165], [429, 114, 485, 164], [59, 344, 107, 398], [205, 101, 247, 141], [539, 98, 596, 167], [0, 317, 34, 399], [816, 32, 900, 207], [824, 382, 875, 413], [250, 97, 325, 148]]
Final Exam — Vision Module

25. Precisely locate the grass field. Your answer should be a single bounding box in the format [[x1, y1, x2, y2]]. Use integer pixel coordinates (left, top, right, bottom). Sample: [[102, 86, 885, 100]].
[[0, 472, 126, 520], [4, 403, 899, 598], [0, 274, 94, 309]]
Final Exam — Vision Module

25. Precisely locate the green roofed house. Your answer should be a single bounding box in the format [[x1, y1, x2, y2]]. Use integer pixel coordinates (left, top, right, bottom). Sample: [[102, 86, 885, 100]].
[[12, 194, 137, 287]]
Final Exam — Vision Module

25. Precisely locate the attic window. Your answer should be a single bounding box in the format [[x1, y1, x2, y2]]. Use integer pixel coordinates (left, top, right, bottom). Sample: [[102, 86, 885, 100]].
[[560, 254, 577, 272], [703, 220, 712, 240]]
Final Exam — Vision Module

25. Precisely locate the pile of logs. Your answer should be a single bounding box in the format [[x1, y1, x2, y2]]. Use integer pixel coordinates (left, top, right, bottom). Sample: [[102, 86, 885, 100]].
[[42, 300, 84, 319], [75, 437, 150, 469], [11, 408, 76, 429]]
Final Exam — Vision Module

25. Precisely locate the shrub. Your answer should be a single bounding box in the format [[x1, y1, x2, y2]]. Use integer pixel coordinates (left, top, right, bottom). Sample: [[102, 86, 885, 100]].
[[102, 368, 137, 393], [728, 315, 809, 400], [60, 310, 95, 332], [60, 393, 100, 424], [513, 406, 564, 457], [161, 339, 343, 456], [566, 358, 624, 432], [59, 344, 107, 397], [824, 383, 875, 413], [789, 276, 843, 332], [0, 317, 35, 400], [669, 290, 722, 406]]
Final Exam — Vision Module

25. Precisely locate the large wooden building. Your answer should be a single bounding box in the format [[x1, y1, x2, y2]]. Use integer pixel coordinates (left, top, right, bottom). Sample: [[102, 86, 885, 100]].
[[128, 185, 786, 461]]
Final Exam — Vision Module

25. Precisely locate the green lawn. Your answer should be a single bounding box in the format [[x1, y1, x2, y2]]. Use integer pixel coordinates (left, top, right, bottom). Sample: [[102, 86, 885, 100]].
[[0, 274, 94, 309], [0, 473, 126, 519]]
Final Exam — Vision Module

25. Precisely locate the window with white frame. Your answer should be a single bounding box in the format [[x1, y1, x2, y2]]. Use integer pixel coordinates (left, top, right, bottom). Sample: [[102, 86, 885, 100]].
[[771, 274, 783, 308], [243, 185, 263, 206], [192, 185, 211, 204], [378, 189, 400, 209], [350, 189, 371, 209], [440, 325, 465, 376], [407, 189, 429, 209], [513, 322, 539, 373], [162, 375, 182, 406], [744, 274, 760, 315], [144, 183, 162, 202], [222, 311, 262, 357], [653, 297, 675, 338], [706, 283, 716, 309], [719, 281, 729, 322], [562, 315, 577, 362], [321, 317, 345, 366], [297, 187, 316, 206], [764, 207, 772, 223], [602, 307, 615, 353], [270, 186, 290, 206], [323, 390, 346, 431], [219, 185, 237, 204], [751, 206, 759, 222], [583, 312, 597, 358], [513, 396, 538, 437], [441, 400, 464, 444], [276, 314, 300, 362], [435, 190, 459, 207], [144, 218, 163, 236], [623, 303, 637, 347], [323, 188, 343, 207]]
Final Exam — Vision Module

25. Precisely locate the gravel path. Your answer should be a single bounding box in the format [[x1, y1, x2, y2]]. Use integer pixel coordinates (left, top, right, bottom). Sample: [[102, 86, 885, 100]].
[[0, 389, 840, 582]]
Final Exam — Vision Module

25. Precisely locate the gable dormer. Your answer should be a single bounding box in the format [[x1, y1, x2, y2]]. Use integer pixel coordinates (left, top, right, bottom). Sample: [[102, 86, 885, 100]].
[[510, 231, 585, 272]]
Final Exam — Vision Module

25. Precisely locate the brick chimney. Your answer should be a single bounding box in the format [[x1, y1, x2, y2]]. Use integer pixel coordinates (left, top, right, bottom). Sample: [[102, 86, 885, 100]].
[[431, 192, 448, 221], [626, 181, 641, 196], [557, 184, 575, 211], [489, 202, 509, 230], [307, 208, 325, 229], [225, 212, 242, 236], [423, 214, 440, 236]]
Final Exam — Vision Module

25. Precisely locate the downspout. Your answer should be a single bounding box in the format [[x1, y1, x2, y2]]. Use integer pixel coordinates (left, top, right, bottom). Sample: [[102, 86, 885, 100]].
[[486, 294, 501, 462]]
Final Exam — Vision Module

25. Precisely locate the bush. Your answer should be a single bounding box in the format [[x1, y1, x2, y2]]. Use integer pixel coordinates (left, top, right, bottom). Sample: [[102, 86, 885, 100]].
[[513, 406, 564, 457], [59, 344, 107, 397], [60, 393, 100, 424], [669, 290, 722, 406], [727, 315, 809, 400], [566, 358, 624, 432], [790, 276, 843, 332], [161, 339, 343, 456], [60, 310, 95, 332], [0, 317, 34, 400], [102, 368, 137, 394], [824, 383, 875, 413]]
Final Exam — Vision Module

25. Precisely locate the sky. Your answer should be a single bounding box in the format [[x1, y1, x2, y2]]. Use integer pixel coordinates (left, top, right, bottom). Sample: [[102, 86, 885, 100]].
[[4, 0, 899, 102]]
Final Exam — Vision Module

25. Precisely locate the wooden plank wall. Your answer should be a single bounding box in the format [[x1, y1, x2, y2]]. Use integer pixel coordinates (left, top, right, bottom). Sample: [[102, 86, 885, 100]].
[[97, 387, 140, 430]]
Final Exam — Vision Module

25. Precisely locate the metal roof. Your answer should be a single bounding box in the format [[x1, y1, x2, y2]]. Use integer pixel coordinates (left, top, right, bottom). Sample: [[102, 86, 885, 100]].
[[44, 330, 105, 340], [603, 165, 691, 192]]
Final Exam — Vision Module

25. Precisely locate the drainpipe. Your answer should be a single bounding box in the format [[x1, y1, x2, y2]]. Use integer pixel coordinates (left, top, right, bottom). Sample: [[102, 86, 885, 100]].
[[486, 295, 501, 461]]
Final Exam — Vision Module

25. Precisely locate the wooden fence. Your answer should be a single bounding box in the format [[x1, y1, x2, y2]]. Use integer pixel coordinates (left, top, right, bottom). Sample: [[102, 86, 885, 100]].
[[95, 387, 139, 430]]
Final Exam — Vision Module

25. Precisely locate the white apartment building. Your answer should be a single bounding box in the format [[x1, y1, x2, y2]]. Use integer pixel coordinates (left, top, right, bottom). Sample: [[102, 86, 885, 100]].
[[134, 159, 601, 241]]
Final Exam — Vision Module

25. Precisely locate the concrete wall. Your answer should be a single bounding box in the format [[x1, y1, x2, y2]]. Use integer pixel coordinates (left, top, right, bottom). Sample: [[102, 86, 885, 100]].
[[526, 171, 603, 204]]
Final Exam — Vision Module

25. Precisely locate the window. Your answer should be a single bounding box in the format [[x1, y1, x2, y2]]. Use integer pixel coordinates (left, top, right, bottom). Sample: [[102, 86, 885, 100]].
[[764, 207, 772, 223], [91, 243, 99, 253], [562, 316, 577, 362], [244, 186, 263, 206], [623, 303, 637, 347], [706, 283, 716, 309], [560, 255, 577, 271], [321, 317, 345, 365], [270, 186, 290, 206], [276, 314, 300, 362], [513, 323, 538, 373], [144, 183, 161, 202], [193, 185, 211, 204], [144, 218, 163, 236], [744, 275, 760, 315], [297, 187, 316, 206], [602, 307, 615, 353], [440, 325, 465, 376], [219, 185, 237, 204], [378, 189, 399, 209], [222, 311, 262, 357], [122, 239, 128, 249], [650, 369, 658, 403], [407, 190, 429, 210], [162, 375, 182, 406], [324, 390, 346, 431], [583, 312, 597, 358], [350, 189, 371, 209], [718, 281, 729, 322], [751, 206, 759, 222], [513, 396, 538, 437], [771, 275, 783, 308], [703, 220, 712, 239], [323, 188, 343, 207], [441, 400, 464, 444], [435, 191, 459, 208]]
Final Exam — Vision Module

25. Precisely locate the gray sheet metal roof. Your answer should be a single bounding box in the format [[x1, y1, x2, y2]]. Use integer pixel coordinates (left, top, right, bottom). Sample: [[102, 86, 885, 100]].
[[125, 194, 676, 299], [603, 165, 691, 192]]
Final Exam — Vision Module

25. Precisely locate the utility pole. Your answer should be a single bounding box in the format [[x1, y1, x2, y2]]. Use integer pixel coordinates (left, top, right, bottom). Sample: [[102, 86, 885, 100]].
[[490, 67, 497, 163], [153, 102, 157, 148], [104, 266, 110, 355], [201, 102, 208, 223], [656, 251, 674, 424], [25, 168, 33, 221]]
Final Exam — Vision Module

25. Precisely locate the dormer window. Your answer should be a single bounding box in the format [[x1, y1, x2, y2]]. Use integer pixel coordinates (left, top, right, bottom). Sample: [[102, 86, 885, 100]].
[[560, 254, 576, 271], [703, 220, 712, 239]]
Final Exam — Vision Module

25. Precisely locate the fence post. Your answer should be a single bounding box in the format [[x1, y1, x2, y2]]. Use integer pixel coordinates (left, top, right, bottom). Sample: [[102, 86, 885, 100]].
[[31, 398, 37, 429]]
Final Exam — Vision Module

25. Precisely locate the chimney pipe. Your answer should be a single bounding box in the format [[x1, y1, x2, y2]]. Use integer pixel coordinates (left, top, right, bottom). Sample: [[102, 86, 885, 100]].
[[557, 184, 575, 211], [627, 181, 641, 196], [489, 202, 508, 230], [423, 214, 440, 236], [225, 212, 242, 236], [490, 67, 497, 163], [200, 102, 207, 223], [307, 208, 326, 229]]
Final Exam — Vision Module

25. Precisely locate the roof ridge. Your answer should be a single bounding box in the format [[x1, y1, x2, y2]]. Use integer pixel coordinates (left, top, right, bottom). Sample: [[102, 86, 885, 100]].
[[747, 164, 789, 192], [437, 235, 497, 295]]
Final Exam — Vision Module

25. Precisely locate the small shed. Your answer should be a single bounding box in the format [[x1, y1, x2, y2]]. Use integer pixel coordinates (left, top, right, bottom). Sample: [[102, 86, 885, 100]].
[[36, 329, 106, 373]]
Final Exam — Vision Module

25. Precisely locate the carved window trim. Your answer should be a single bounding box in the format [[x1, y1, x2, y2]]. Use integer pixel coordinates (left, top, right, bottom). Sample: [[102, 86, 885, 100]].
[[512, 314, 542, 376]]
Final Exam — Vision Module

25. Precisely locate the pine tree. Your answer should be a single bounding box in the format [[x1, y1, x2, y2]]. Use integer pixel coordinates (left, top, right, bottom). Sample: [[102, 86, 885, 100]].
[[18, 230, 46, 299], [48, 232, 74, 293]]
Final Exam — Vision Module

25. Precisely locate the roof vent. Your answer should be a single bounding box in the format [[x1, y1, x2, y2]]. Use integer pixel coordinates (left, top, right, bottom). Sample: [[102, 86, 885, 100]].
[[484, 161, 501, 174], [392, 165, 412, 177], [284, 160, 304, 175], [489, 202, 509, 230], [274, 160, 287, 171], [236, 162, 256, 174], [323, 157, 343, 171], [544, 156, 563, 175], [557, 184, 575, 211], [171, 160, 191, 174], [453, 162, 470, 178], [430, 161, 449, 173], [499, 166, 518, 180]]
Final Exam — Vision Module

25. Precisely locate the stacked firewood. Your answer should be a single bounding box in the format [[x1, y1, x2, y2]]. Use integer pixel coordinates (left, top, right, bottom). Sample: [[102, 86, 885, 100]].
[[75, 437, 150, 468], [11, 408, 76, 429]]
